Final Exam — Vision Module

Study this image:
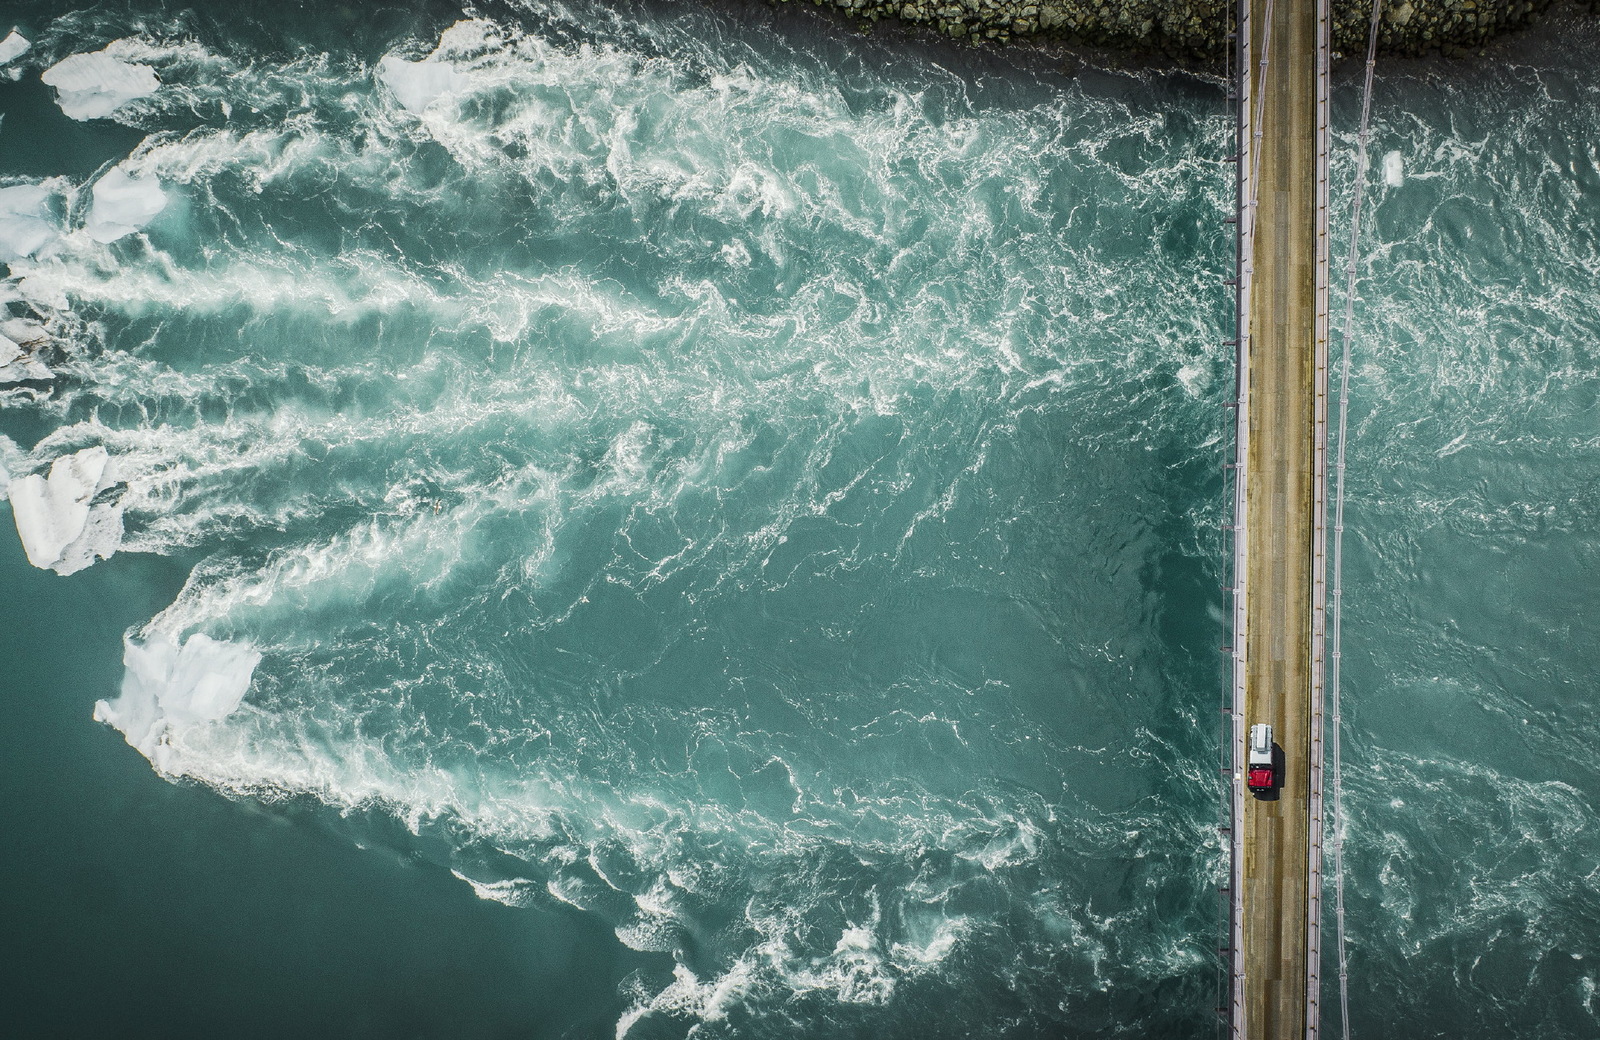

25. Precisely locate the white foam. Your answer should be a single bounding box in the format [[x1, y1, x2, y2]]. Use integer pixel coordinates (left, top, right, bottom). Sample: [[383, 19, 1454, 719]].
[[95, 632, 262, 771], [449, 870, 540, 907], [41, 49, 160, 120], [8, 445, 110, 571], [377, 55, 466, 113], [0, 435, 21, 499], [86, 166, 168, 242], [0, 29, 30, 65], [434, 18, 505, 57], [617, 963, 749, 1039], [0, 183, 59, 261], [1383, 149, 1404, 187], [1176, 361, 1206, 397], [15, 272, 69, 311]]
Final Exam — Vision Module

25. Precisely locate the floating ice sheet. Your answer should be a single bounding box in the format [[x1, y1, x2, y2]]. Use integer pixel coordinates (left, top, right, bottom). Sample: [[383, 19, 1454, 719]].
[[0, 29, 30, 65], [0, 333, 52, 383], [377, 55, 466, 113], [41, 49, 159, 120], [1383, 149, 1404, 187], [0, 317, 47, 346], [0, 183, 59, 261], [95, 632, 262, 771], [87, 167, 168, 242], [7, 445, 121, 573]]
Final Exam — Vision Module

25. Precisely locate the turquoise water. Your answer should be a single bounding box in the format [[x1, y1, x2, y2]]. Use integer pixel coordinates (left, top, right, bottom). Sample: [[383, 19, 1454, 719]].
[[0, 1, 1595, 1037], [1331, 43, 1600, 1037]]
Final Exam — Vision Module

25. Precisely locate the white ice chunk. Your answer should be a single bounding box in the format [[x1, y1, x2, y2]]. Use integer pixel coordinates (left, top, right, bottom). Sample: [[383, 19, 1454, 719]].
[[1383, 150, 1404, 187], [41, 49, 159, 120], [378, 55, 466, 113], [0, 317, 48, 346], [86, 166, 168, 242], [0, 213, 55, 260], [95, 632, 261, 770], [55, 500, 123, 575], [0, 30, 30, 65], [0, 357, 52, 382], [0, 332, 52, 383], [0, 184, 51, 214], [8, 445, 109, 570], [0, 183, 58, 261]]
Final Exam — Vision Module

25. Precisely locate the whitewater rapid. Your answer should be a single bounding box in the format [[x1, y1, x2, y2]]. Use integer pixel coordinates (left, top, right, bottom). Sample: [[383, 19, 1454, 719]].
[[0, 4, 1234, 1033]]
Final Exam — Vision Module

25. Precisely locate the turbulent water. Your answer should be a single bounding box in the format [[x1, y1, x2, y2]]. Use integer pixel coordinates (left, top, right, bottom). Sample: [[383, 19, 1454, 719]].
[[0, 1, 1595, 1037]]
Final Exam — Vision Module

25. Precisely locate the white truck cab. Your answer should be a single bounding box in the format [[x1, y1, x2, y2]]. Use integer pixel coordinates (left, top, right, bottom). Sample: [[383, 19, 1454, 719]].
[[1247, 723, 1275, 792]]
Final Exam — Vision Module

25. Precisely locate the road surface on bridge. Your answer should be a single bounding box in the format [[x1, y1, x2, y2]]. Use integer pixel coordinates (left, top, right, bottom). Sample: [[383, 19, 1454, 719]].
[[1232, 0, 1329, 1036]]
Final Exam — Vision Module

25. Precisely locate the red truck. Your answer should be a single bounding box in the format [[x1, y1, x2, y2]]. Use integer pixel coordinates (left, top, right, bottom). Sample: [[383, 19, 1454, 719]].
[[1247, 723, 1276, 792]]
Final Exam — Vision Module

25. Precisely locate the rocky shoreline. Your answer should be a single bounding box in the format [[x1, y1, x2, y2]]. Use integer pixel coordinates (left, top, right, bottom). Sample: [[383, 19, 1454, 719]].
[[768, 0, 1596, 58]]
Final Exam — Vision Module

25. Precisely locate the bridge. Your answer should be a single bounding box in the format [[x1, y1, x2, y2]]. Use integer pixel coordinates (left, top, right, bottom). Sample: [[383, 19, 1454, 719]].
[[1221, 0, 1381, 1037]]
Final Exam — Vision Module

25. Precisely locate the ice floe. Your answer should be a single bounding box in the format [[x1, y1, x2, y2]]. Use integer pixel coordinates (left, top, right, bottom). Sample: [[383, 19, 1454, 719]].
[[1383, 150, 1404, 187], [0, 317, 48, 346], [7, 445, 123, 574], [95, 632, 262, 771], [377, 55, 466, 113], [0, 332, 52, 382], [86, 166, 168, 242], [41, 48, 159, 120], [0, 29, 30, 66], [0, 183, 59, 261]]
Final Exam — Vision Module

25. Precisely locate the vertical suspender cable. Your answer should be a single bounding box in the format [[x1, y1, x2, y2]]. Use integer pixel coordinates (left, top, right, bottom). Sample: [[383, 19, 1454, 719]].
[[1331, 1, 1384, 1038]]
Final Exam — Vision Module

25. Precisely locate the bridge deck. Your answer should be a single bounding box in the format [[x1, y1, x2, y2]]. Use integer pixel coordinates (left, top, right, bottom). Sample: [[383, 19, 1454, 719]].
[[1231, 0, 1330, 1037]]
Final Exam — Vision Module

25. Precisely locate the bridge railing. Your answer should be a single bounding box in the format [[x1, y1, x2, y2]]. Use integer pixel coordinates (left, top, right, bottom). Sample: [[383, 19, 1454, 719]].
[[1307, 0, 1334, 1036], [1225, 0, 1253, 1033]]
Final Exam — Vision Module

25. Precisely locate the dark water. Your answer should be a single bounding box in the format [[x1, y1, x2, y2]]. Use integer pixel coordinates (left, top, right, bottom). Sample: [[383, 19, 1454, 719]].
[[0, 1, 1596, 1037]]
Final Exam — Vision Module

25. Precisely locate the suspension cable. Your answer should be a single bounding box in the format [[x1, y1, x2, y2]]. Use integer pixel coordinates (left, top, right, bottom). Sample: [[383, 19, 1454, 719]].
[[1330, 1, 1384, 1038]]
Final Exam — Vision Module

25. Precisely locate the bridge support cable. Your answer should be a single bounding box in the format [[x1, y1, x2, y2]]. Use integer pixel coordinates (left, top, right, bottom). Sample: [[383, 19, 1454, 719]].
[[1329, 1, 1385, 1038]]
